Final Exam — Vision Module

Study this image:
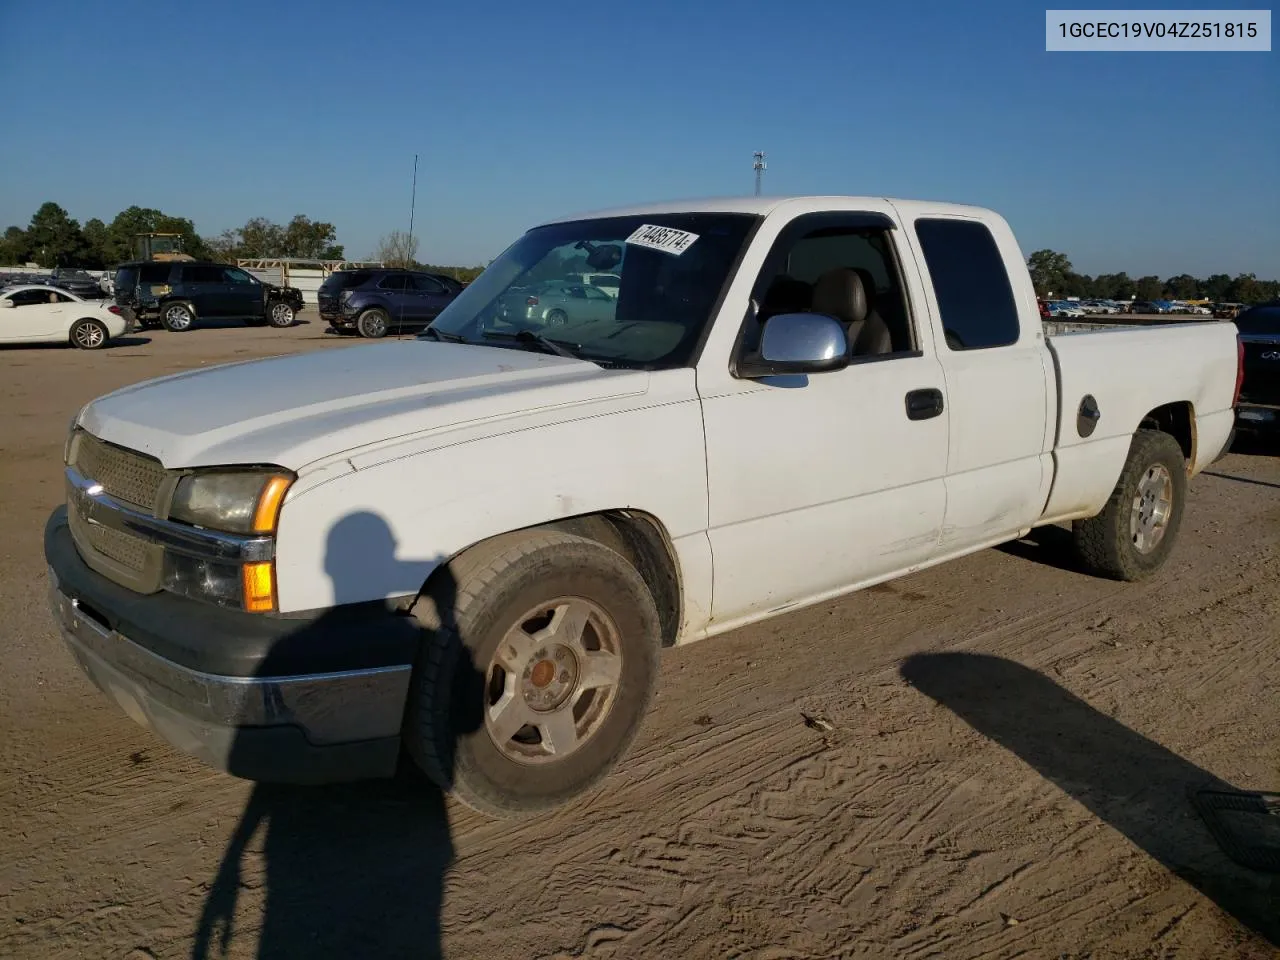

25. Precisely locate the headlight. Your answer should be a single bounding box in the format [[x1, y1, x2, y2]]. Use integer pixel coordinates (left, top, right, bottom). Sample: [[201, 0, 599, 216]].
[[169, 470, 293, 534]]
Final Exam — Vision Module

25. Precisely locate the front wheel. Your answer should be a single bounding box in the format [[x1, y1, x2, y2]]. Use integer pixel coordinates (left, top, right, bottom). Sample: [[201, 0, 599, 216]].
[[357, 308, 389, 338], [403, 531, 660, 818], [268, 301, 296, 328], [70, 319, 108, 349], [1073, 429, 1187, 581], [161, 302, 195, 332]]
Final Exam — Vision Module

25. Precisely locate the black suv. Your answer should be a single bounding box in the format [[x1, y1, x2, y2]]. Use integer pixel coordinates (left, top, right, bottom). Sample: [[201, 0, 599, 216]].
[[113, 260, 306, 332], [318, 268, 464, 338]]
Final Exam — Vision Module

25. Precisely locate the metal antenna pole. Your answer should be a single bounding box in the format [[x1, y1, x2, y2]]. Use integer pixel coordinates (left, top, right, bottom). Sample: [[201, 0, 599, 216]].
[[753, 151, 766, 196], [408, 154, 419, 243]]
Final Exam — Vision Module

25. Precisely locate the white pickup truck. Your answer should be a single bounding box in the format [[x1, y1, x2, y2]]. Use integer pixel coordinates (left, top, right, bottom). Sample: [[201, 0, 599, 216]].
[[46, 196, 1242, 818]]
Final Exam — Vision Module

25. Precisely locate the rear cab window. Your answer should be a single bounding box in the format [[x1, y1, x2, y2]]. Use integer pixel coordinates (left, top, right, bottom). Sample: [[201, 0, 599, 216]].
[[914, 218, 1021, 351]]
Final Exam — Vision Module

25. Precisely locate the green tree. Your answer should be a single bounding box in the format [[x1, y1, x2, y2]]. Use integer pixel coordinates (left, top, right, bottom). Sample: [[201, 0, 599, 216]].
[[1135, 275, 1163, 301], [0, 225, 29, 265], [25, 202, 89, 267], [282, 215, 343, 259], [1202, 274, 1232, 301], [1164, 274, 1200, 299], [81, 218, 108, 268], [1026, 249, 1072, 297], [1093, 272, 1134, 300], [1225, 273, 1262, 304]]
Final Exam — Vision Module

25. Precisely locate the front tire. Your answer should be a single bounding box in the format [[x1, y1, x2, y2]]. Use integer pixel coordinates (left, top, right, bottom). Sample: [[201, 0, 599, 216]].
[[161, 302, 195, 332], [70, 319, 108, 349], [268, 301, 296, 328], [357, 308, 389, 338], [403, 531, 661, 818], [1073, 429, 1187, 581]]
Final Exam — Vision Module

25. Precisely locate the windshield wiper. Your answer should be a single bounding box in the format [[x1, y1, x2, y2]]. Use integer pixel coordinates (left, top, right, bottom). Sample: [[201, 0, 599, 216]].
[[483, 329, 591, 362], [422, 326, 467, 343]]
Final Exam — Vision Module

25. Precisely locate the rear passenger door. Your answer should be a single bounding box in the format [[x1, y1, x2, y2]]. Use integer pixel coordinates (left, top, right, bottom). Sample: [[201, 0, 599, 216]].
[[901, 214, 1054, 552], [179, 264, 229, 317]]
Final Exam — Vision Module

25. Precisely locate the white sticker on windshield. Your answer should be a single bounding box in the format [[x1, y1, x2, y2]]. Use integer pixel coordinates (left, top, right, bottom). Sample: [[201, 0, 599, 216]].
[[625, 224, 700, 256]]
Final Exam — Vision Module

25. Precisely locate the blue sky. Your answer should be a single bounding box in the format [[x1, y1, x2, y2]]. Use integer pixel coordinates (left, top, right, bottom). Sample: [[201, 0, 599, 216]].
[[0, 0, 1276, 276]]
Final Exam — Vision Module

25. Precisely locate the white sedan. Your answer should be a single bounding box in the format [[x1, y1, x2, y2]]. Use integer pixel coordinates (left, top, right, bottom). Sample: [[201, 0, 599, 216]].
[[0, 285, 129, 349]]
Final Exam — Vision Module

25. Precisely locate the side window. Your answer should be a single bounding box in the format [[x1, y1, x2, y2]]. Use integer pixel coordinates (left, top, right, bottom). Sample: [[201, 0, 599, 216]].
[[223, 267, 255, 285], [182, 265, 224, 284], [8, 290, 45, 307], [378, 274, 410, 291], [743, 214, 917, 359], [413, 275, 446, 294], [52, 291, 73, 303], [914, 219, 1021, 351], [139, 264, 172, 284]]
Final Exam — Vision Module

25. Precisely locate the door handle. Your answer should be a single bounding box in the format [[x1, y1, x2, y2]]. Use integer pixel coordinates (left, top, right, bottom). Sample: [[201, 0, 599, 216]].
[[905, 388, 945, 421]]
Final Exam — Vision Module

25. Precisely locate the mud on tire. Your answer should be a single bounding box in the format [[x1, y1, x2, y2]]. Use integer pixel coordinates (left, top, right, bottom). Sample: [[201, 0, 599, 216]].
[[402, 530, 661, 819]]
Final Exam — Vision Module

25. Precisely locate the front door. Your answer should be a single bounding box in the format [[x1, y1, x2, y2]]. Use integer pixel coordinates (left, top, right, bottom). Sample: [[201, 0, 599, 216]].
[[699, 209, 950, 628], [2, 288, 68, 340], [222, 266, 265, 319]]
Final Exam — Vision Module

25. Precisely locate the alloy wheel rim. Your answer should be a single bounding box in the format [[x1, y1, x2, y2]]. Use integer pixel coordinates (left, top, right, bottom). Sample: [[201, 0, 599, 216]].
[[1130, 463, 1174, 553], [483, 596, 623, 764]]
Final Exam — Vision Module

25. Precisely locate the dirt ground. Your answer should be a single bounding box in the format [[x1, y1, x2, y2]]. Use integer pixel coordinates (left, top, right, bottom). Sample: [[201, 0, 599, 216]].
[[1, 316, 1277, 960]]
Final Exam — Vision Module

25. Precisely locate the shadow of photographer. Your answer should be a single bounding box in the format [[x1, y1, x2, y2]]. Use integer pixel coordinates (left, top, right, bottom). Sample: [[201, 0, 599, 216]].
[[192, 511, 482, 960]]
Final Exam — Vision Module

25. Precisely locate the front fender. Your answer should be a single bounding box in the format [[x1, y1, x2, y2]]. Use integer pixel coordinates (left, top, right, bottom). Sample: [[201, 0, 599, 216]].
[[272, 382, 709, 615]]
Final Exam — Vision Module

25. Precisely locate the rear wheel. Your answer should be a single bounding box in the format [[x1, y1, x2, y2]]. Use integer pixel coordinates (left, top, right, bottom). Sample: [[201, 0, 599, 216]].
[[268, 301, 296, 328], [161, 302, 195, 332], [546, 308, 568, 325], [357, 308, 389, 338], [403, 531, 661, 818], [1073, 429, 1187, 581], [69, 319, 108, 349]]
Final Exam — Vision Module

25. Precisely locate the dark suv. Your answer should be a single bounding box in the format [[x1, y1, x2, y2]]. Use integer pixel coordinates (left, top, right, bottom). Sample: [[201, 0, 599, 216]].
[[113, 260, 306, 332], [318, 268, 464, 338]]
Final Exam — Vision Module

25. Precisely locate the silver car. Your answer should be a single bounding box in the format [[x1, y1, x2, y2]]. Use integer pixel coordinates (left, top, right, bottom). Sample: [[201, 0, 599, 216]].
[[504, 281, 617, 327]]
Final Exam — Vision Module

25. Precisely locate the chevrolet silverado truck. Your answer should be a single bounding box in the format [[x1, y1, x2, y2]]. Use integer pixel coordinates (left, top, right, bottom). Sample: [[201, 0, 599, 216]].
[[45, 197, 1243, 818]]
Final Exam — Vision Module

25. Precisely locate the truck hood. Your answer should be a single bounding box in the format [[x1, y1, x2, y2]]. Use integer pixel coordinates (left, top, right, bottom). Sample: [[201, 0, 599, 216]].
[[77, 342, 648, 470]]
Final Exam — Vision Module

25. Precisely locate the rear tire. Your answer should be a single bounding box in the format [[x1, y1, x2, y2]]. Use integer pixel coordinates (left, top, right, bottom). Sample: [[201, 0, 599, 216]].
[[357, 308, 389, 338], [1073, 429, 1187, 581], [70, 319, 108, 349], [402, 531, 660, 819], [161, 302, 195, 332]]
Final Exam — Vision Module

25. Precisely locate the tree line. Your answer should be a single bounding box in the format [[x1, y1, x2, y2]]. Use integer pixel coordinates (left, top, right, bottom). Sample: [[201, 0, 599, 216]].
[[0, 202, 346, 269], [1027, 249, 1278, 304]]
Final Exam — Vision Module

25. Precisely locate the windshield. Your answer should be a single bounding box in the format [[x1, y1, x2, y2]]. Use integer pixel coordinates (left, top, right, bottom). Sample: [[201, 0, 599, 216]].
[[423, 213, 758, 368]]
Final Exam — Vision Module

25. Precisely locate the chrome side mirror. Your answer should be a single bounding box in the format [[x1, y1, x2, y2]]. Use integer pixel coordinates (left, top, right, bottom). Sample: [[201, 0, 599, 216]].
[[736, 312, 849, 379]]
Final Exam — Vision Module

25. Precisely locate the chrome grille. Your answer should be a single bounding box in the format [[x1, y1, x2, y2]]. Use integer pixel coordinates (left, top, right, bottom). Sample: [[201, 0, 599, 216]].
[[71, 431, 167, 510]]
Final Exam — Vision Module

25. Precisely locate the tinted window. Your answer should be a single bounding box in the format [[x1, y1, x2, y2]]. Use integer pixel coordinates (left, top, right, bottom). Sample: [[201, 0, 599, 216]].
[[114, 266, 138, 291], [378, 274, 411, 291], [181, 265, 225, 284], [223, 267, 255, 284], [1235, 306, 1280, 336], [7, 289, 55, 307], [914, 218, 1021, 350], [139, 264, 172, 283], [412, 274, 447, 294], [320, 270, 373, 292]]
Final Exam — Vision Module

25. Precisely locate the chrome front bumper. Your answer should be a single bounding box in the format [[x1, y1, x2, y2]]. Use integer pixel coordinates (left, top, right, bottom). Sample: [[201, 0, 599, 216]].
[[48, 569, 411, 783]]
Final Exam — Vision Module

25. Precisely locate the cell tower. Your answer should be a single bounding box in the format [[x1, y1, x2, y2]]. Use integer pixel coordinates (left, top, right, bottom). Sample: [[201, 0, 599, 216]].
[[753, 151, 767, 196]]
